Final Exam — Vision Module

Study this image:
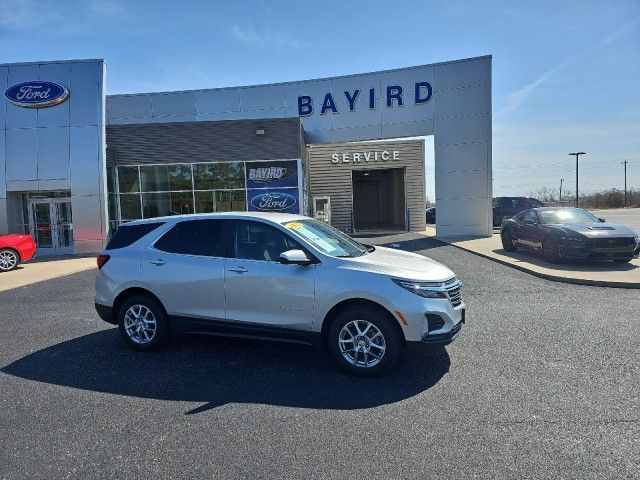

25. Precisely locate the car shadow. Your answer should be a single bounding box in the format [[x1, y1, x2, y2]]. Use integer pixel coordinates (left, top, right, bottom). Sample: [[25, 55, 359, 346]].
[[1, 329, 450, 415], [352, 234, 444, 253], [491, 248, 638, 271]]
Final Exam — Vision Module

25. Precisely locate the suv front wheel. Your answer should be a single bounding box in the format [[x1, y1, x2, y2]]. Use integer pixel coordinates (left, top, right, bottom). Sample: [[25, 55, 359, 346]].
[[117, 294, 170, 351], [328, 306, 401, 376]]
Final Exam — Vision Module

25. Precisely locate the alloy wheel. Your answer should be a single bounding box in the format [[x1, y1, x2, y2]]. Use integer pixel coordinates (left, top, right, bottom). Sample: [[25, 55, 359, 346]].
[[0, 250, 18, 271], [123, 304, 157, 344], [338, 320, 386, 368]]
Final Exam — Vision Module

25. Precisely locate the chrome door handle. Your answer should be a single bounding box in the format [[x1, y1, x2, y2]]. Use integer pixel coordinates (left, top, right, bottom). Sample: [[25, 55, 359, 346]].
[[150, 259, 166, 266], [228, 267, 248, 274]]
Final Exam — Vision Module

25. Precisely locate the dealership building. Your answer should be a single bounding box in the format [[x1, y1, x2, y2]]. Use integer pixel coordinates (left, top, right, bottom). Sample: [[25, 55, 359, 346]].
[[0, 56, 492, 255]]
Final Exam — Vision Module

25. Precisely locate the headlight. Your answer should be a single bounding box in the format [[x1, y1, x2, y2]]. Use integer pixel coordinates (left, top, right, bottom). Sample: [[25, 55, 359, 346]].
[[392, 279, 448, 299]]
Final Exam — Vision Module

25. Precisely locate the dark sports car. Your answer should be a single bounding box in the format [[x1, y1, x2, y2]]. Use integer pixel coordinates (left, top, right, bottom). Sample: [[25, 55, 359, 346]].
[[500, 207, 640, 263]]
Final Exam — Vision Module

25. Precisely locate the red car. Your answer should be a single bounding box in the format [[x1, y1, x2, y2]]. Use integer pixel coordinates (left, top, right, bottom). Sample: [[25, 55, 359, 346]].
[[0, 234, 37, 272]]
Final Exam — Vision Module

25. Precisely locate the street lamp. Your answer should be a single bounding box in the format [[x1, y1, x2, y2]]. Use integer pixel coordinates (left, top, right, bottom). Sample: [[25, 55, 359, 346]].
[[569, 152, 586, 207]]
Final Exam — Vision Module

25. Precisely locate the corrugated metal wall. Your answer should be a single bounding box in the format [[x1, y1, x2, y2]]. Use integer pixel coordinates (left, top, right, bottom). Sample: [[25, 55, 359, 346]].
[[106, 118, 302, 166], [307, 140, 426, 233]]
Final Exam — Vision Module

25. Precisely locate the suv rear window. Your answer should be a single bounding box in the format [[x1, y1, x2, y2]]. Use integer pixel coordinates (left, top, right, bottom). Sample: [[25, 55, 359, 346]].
[[105, 222, 164, 250], [154, 219, 226, 257]]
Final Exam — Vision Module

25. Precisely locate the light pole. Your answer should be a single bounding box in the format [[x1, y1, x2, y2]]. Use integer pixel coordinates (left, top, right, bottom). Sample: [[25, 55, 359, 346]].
[[559, 178, 564, 204], [621, 160, 628, 207], [569, 152, 586, 207]]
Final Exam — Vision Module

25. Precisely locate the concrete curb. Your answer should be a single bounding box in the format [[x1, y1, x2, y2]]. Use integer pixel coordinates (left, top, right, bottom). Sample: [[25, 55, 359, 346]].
[[431, 237, 640, 289]]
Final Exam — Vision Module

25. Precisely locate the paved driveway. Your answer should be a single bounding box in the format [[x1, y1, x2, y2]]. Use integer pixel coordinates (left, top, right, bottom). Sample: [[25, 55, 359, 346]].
[[1, 234, 638, 479]]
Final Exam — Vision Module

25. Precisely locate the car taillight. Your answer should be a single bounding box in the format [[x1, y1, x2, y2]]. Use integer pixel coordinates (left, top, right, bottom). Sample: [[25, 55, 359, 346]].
[[97, 254, 110, 269]]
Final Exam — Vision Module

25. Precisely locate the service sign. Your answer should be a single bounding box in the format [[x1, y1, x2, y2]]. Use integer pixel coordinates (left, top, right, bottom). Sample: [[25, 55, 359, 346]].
[[245, 160, 298, 189], [247, 189, 299, 214], [5, 81, 69, 108]]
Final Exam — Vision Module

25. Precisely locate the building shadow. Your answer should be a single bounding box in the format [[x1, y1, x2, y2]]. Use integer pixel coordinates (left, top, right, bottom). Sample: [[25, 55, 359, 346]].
[[2, 329, 450, 415], [491, 248, 638, 272]]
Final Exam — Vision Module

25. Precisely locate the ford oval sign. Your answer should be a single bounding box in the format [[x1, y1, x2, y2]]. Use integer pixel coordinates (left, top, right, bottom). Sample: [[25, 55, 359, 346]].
[[250, 192, 298, 212], [5, 81, 69, 108]]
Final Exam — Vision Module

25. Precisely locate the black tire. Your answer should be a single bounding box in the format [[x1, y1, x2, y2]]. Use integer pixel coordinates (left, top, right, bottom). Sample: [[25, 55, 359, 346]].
[[0, 248, 20, 272], [501, 230, 517, 252], [543, 237, 560, 264], [328, 306, 401, 376], [117, 294, 170, 351]]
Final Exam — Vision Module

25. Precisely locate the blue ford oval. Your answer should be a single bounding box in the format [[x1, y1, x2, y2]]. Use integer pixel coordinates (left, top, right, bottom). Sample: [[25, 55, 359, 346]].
[[250, 192, 298, 212], [5, 81, 69, 108]]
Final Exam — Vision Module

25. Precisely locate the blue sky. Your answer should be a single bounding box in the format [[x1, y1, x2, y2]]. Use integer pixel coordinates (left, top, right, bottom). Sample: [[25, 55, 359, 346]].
[[1, 0, 639, 198]]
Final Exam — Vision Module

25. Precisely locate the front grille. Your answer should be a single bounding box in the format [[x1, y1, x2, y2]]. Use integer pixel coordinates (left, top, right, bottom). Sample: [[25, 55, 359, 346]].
[[591, 237, 635, 248], [444, 280, 463, 307]]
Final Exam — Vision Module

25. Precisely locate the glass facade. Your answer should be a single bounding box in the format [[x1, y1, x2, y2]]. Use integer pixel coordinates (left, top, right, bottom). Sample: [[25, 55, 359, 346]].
[[106, 160, 300, 234]]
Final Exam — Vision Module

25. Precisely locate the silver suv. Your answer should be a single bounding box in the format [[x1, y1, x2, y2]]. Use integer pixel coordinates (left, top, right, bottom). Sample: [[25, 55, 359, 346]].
[[95, 212, 465, 375]]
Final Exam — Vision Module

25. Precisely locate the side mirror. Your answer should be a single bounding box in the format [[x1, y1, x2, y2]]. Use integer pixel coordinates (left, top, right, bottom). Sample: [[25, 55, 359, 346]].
[[599, 217, 606, 223], [279, 249, 312, 265]]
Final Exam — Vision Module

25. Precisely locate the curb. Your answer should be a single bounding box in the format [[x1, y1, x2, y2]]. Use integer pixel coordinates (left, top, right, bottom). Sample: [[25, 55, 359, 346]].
[[431, 237, 640, 290]]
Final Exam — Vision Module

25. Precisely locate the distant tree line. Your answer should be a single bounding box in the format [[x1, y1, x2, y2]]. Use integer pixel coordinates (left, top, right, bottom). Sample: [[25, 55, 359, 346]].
[[529, 187, 640, 209]]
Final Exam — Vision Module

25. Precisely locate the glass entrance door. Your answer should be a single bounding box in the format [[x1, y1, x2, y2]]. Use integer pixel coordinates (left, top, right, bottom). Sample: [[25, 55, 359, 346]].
[[28, 199, 74, 255]]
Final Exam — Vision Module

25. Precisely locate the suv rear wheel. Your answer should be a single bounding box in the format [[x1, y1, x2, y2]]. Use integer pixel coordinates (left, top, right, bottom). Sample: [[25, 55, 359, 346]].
[[501, 230, 517, 252], [117, 294, 170, 351], [328, 306, 401, 376]]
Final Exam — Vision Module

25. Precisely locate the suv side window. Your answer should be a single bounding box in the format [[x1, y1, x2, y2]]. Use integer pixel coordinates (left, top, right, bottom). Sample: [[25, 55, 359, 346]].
[[106, 222, 164, 250], [230, 220, 302, 262], [154, 219, 226, 257]]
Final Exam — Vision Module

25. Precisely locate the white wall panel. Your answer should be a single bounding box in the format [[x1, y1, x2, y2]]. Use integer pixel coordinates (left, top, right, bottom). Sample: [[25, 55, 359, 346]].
[[6, 65, 39, 129], [240, 85, 285, 111], [195, 89, 240, 114], [37, 126, 69, 180], [434, 58, 491, 90], [152, 92, 196, 117], [107, 94, 152, 121], [434, 84, 491, 118], [0, 132, 5, 198], [434, 114, 491, 146], [6, 128, 37, 180], [435, 142, 489, 173], [435, 169, 489, 200], [37, 63, 71, 128], [0, 66, 7, 130], [69, 125, 99, 196], [70, 62, 101, 126]]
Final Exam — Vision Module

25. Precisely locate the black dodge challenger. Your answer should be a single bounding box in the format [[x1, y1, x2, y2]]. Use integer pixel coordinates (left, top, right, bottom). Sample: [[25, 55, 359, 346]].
[[500, 207, 640, 263]]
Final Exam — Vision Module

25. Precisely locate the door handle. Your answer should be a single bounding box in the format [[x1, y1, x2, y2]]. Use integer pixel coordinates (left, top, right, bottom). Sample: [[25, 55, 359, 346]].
[[228, 267, 248, 274], [150, 259, 166, 266]]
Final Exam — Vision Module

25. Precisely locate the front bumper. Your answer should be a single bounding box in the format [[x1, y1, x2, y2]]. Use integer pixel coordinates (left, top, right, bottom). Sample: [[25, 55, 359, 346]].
[[559, 243, 639, 260], [421, 309, 465, 345]]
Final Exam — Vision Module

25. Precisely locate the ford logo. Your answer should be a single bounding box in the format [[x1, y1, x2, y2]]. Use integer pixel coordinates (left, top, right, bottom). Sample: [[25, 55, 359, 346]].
[[5, 81, 69, 108], [250, 192, 297, 211]]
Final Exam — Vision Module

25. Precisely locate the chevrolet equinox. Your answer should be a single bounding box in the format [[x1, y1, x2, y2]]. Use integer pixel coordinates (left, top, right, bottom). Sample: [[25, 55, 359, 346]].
[[95, 212, 465, 375]]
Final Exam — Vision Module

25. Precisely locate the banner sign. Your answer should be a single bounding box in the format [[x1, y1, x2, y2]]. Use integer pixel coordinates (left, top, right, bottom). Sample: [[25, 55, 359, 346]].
[[245, 160, 298, 189]]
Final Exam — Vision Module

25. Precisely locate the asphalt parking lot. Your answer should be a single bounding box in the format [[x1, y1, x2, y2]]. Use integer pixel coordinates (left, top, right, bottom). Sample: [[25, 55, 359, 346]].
[[1, 235, 638, 479]]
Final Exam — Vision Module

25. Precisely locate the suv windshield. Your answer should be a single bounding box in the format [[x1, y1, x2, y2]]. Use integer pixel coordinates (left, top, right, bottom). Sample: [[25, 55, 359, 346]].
[[282, 219, 367, 258], [538, 208, 599, 225]]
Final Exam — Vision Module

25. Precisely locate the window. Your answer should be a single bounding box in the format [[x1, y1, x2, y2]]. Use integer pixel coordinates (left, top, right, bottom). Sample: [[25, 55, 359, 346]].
[[231, 221, 301, 262], [194, 162, 245, 190], [155, 220, 226, 257], [119, 194, 142, 220], [118, 166, 140, 193], [106, 222, 164, 250], [521, 210, 538, 224]]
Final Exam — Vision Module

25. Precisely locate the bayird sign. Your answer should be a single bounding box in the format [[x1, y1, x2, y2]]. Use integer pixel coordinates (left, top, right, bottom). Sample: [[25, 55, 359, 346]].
[[5, 81, 69, 108]]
